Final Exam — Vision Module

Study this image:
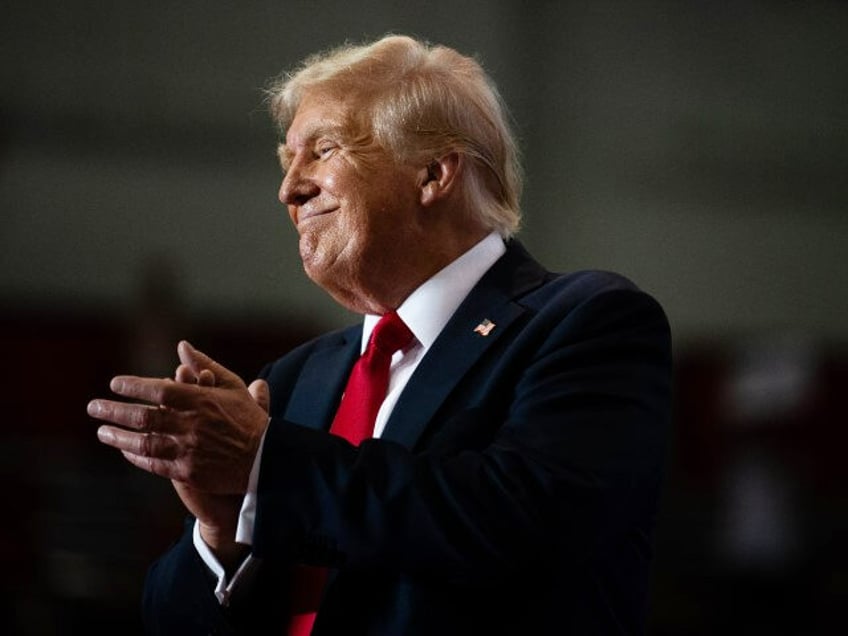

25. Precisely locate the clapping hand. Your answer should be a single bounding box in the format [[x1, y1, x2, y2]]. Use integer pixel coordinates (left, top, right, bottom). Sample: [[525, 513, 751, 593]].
[[88, 340, 269, 557]]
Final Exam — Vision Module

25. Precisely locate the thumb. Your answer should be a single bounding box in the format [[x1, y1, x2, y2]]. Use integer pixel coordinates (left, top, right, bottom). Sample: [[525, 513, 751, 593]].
[[177, 340, 243, 388], [248, 379, 270, 413]]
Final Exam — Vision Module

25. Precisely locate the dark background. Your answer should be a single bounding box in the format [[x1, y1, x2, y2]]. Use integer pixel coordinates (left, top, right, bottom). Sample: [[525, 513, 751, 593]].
[[2, 1, 846, 633]]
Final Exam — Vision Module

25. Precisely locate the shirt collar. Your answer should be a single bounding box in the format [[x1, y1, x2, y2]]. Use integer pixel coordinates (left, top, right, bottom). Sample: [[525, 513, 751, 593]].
[[361, 231, 506, 353]]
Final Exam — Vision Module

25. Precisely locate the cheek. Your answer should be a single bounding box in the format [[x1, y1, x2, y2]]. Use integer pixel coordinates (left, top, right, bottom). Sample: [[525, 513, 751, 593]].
[[321, 172, 338, 191]]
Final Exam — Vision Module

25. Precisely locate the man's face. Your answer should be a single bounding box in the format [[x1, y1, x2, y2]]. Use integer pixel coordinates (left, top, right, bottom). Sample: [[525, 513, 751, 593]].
[[278, 94, 426, 314]]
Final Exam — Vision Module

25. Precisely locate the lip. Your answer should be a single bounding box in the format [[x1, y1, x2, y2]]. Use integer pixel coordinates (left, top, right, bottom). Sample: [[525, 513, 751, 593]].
[[297, 206, 338, 225]]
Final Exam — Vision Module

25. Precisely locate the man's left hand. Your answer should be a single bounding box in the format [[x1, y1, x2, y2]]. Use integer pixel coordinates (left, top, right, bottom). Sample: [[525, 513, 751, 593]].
[[87, 340, 269, 497]]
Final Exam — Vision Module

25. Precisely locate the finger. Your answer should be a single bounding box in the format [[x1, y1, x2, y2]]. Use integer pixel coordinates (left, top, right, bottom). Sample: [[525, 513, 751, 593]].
[[175, 364, 216, 387], [88, 399, 169, 431], [175, 364, 196, 384], [197, 369, 216, 387], [178, 340, 244, 389], [96, 424, 180, 459], [121, 450, 182, 481], [248, 379, 270, 413], [106, 375, 205, 410]]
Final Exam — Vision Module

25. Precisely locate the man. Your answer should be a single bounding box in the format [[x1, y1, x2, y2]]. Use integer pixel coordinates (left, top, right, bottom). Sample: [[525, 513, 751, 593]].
[[89, 34, 672, 635]]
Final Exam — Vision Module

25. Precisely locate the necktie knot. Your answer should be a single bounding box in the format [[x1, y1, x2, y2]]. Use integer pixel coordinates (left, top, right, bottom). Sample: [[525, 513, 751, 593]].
[[370, 311, 414, 356]]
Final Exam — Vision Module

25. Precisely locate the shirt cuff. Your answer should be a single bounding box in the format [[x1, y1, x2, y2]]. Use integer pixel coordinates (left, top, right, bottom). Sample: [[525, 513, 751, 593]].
[[235, 419, 268, 544], [191, 418, 269, 605], [192, 520, 256, 606]]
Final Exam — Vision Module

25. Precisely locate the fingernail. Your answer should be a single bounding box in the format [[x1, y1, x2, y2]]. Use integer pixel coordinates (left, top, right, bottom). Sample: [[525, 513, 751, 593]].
[[87, 400, 102, 417], [97, 426, 114, 443], [109, 377, 123, 393]]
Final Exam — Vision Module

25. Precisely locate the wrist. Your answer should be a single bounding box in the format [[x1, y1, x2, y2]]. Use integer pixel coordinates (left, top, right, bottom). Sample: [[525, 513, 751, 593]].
[[199, 521, 250, 573]]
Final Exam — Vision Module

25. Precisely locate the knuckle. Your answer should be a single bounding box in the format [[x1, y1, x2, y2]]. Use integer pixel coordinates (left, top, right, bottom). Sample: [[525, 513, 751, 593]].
[[139, 454, 153, 472], [155, 382, 173, 405], [136, 408, 154, 431], [184, 429, 200, 451], [138, 433, 152, 456], [164, 380, 195, 405], [143, 406, 167, 432], [162, 435, 179, 460], [173, 462, 188, 482], [183, 463, 200, 487]]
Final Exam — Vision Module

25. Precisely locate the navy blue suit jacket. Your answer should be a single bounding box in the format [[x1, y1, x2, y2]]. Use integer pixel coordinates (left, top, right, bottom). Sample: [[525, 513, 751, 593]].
[[142, 240, 672, 635]]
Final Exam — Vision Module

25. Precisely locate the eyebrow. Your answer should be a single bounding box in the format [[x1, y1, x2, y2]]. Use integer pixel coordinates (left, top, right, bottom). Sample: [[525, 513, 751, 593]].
[[277, 144, 294, 172], [278, 122, 349, 170]]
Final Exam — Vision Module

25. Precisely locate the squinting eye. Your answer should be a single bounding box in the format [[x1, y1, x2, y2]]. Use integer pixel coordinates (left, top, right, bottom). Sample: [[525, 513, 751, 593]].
[[316, 144, 336, 158]]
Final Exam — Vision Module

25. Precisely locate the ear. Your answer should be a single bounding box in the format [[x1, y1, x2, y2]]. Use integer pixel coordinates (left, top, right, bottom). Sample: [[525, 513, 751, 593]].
[[418, 152, 461, 207]]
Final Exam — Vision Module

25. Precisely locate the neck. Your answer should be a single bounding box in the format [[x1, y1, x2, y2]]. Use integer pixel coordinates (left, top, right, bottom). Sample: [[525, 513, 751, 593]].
[[335, 225, 491, 315]]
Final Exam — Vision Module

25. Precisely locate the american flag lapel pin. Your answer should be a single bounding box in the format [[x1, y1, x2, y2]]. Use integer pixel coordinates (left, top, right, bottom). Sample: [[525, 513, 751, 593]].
[[473, 318, 496, 337]]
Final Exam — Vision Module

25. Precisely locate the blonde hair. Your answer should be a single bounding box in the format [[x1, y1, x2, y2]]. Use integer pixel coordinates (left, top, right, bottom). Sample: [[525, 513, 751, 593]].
[[267, 35, 523, 238]]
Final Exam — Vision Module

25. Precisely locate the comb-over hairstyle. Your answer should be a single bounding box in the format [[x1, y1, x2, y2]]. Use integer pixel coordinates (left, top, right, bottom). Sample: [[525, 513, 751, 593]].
[[267, 35, 523, 238]]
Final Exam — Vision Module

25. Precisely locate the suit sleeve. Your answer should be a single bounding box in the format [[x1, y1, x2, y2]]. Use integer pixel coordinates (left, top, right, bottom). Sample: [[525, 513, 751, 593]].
[[252, 286, 672, 582], [142, 517, 292, 635]]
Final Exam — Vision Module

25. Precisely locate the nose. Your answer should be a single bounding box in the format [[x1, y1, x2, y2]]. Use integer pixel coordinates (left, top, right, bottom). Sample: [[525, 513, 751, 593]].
[[278, 159, 320, 206]]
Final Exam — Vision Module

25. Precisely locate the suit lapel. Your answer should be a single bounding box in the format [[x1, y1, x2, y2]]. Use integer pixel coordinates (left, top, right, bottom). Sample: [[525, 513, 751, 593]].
[[283, 327, 361, 431], [382, 240, 549, 448]]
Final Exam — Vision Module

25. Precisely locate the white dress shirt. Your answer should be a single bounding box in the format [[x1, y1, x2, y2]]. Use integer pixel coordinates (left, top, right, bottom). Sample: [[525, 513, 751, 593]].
[[195, 231, 506, 604]]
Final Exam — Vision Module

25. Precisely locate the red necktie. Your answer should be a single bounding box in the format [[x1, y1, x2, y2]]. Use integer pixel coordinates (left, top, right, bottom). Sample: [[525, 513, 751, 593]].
[[329, 310, 415, 443], [287, 311, 414, 636]]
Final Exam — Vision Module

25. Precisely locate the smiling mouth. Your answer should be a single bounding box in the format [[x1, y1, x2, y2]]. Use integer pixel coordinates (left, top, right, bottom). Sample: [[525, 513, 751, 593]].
[[297, 207, 338, 224]]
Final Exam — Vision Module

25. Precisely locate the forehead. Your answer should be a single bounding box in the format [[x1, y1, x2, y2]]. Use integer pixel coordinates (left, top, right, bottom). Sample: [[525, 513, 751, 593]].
[[284, 94, 351, 147]]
